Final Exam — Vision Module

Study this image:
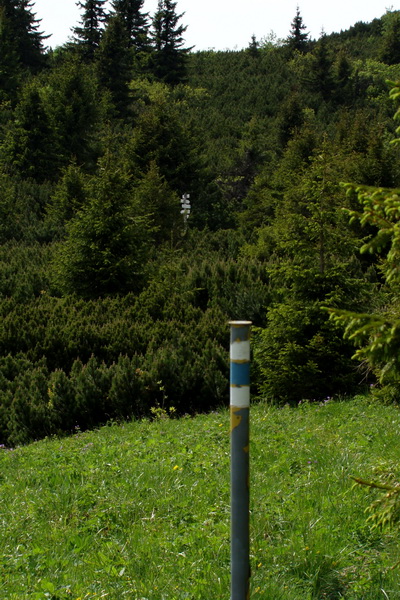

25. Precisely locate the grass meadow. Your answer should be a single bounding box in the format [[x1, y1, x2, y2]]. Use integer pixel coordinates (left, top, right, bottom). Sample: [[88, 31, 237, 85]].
[[1, 395, 400, 599]]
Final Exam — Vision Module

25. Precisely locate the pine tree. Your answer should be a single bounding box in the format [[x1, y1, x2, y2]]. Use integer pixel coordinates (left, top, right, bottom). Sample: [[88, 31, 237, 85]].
[[111, 0, 149, 51], [287, 5, 310, 54], [150, 0, 190, 85], [73, 0, 107, 60]]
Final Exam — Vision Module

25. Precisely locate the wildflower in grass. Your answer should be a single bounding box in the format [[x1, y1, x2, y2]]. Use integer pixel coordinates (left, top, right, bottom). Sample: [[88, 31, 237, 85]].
[[320, 396, 332, 405]]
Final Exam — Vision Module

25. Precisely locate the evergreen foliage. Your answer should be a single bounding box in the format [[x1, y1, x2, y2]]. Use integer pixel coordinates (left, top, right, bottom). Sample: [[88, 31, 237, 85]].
[[0, 6, 21, 101], [46, 163, 89, 233], [286, 5, 310, 54], [43, 58, 104, 169], [73, 0, 108, 60], [0, 80, 61, 182], [52, 156, 150, 298], [247, 34, 259, 58], [97, 14, 132, 116], [150, 0, 190, 85], [303, 34, 335, 102], [124, 80, 201, 193], [133, 161, 181, 244], [329, 135, 400, 387], [0, 8, 399, 443], [250, 140, 374, 403], [111, 0, 150, 51], [0, 0, 46, 72], [380, 10, 400, 65]]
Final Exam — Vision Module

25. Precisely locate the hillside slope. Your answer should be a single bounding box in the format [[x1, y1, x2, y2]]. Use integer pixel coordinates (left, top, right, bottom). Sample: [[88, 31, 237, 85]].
[[1, 396, 400, 599]]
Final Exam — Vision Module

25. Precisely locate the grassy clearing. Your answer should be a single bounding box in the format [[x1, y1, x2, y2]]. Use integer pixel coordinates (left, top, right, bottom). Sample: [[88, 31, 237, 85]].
[[1, 395, 400, 599]]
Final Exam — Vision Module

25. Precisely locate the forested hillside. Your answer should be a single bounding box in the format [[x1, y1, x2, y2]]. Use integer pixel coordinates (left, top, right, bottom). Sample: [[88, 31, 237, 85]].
[[1, 1, 400, 446]]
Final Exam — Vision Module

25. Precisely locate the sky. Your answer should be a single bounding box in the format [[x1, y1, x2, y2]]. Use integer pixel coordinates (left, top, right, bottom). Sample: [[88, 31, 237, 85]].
[[33, 0, 400, 51]]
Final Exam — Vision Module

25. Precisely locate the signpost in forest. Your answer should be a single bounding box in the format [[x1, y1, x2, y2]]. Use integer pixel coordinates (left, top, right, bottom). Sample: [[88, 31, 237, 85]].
[[180, 193, 191, 232]]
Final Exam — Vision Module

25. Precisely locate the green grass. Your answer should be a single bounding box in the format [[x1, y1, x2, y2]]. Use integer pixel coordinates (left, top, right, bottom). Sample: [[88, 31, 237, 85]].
[[1, 395, 400, 599]]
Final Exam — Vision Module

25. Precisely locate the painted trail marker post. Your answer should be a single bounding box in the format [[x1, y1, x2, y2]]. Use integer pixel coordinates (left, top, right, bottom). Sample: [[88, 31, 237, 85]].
[[230, 320, 252, 600]]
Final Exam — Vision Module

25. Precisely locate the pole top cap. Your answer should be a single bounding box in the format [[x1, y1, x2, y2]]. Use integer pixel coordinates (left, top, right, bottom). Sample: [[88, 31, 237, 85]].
[[229, 321, 252, 326]]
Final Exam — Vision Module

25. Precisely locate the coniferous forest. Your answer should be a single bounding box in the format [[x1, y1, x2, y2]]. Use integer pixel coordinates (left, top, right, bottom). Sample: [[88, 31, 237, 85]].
[[1, 1, 400, 446]]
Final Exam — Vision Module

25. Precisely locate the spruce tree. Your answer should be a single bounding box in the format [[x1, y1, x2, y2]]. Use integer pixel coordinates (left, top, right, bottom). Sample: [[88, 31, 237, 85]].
[[304, 33, 334, 101], [73, 0, 107, 60], [124, 83, 197, 192], [1, 81, 61, 182], [0, 7, 20, 100], [97, 14, 132, 117], [44, 58, 102, 169], [134, 161, 181, 244], [332, 50, 353, 105], [150, 0, 190, 85], [252, 140, 368, 404], [287, 5, 310, 54], [247, 34, 259, 58], [111, 0, 149, 51], [0, 0, 46, 72], [328, 81, 400, 391], [53, 156, 150, 298]]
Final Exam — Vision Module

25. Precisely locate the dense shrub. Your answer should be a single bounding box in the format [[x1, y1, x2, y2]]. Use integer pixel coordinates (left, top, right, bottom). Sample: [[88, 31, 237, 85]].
[[0, 247, 244, 445], [0, 242, 53, 301], [0, 333, 229, 447]]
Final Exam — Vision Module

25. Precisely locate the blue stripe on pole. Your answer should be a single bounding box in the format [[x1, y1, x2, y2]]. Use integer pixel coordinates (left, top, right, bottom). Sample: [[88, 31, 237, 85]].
[[230, 362, 250, 386]]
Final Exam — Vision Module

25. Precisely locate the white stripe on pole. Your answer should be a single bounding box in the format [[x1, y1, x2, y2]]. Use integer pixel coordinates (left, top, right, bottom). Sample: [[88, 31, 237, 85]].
[[230, 339, 250, 362], [230, 385, 250, 408]]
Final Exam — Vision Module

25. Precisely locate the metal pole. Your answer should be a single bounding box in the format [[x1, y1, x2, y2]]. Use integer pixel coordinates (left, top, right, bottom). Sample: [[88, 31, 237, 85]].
[[230, 320, 252, 600]]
